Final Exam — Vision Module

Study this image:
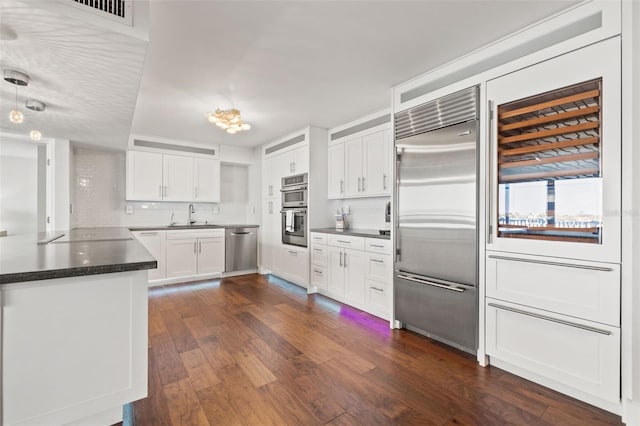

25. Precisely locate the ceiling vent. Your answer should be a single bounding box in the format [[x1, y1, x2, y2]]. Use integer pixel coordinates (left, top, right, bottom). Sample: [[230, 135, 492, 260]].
[[66, 0, 133, 25]]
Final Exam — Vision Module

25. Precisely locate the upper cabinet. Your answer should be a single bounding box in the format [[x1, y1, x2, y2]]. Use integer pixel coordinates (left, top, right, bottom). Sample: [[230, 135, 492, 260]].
[[126, 139, 221, 203], [487, 38, 621, 263], [328, 111, 392, 200]]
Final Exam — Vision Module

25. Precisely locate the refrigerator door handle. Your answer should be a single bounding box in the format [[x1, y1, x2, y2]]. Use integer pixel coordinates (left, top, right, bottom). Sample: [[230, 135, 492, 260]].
[[397, 273, 465, 293], [488, 99, 495, 244]]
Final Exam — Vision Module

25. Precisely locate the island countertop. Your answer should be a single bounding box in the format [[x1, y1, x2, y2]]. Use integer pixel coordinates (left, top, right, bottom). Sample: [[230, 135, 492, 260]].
[[0, 227, 157, 285]]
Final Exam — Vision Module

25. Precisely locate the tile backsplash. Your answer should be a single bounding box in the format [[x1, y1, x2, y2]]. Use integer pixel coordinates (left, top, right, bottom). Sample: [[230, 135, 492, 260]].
[[71, 147, 253, 228]]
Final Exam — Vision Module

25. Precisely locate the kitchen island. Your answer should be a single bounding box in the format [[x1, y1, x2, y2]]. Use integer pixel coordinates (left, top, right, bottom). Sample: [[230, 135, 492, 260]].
[[0, 228, 156, 426]]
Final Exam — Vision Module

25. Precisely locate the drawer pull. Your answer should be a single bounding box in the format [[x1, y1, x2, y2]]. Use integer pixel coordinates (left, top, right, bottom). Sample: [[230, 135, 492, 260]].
[[139, 232, 158, 236], [337, 240, 351, 244], [488, 255, 613, 272], [488, 303, 612, 335], [313, 237, 323, 240], [314, 269, 323, 275], [288, 251, 298, 256], [313, 248, 323, 252], [371, 286, 384, 292], [397, 273, 465, 293], [371, 259, 384, 264], [370, 244, 384, 248]]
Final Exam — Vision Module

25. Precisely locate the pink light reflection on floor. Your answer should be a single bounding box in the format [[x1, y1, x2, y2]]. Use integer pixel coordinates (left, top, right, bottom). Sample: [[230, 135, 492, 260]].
[[338, 304, 391, 337]]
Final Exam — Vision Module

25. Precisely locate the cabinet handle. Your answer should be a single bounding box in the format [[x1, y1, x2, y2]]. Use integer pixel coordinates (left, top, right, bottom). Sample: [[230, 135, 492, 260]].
[[488, 303, 612, 335], [357, 177, 361, 192], [339, 251, 343, 267], [370, 244, 384, 248], [193, 241, 197, 253], [292, 162, 296, 172], [199, 241, 202, 253], [139, 232, 158, 236], [397, 273, 465, 292], [313, 248, 323, 252], [314, 269, 323, 275], [195, 187, 199, 199], [383, 173, 387, 190], [158, 185, 162, 197], [340, 179, 344, 194], [487, 255, 613, 272], [269, 201, 273, 214], [288, 250, 298, 256], [337, 240, 351, 244], [488, 100, 495, 244], [362, 176, 366, 191], [269, 184, 273, 197], [371, 286, 384, 292], [343, 252, 347, 268], [313, 236, 323, 240], [163, 186, 167, 197], [371, 259, 384, 264]]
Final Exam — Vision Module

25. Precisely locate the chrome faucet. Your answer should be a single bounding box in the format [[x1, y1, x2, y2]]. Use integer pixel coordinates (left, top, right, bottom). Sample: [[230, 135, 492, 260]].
[[169, 212, 176, 226], [188, 204, 196, 225]]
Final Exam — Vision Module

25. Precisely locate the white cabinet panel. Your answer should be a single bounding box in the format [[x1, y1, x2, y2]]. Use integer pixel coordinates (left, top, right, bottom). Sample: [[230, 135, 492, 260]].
[[344, 248, 366, 305], [486, 254, 620, 326], [311, 266, 328, 291], [365, 238, 391, 254], [281, 247, 309, 285], [291, 145, 309, 174], [328, 143, 345, 199], [131, 231, 166, 282], [363, 130, 388, 196], [310, 232, 328, 245], [365, 252, 392, 283], [344, 138, 364, 197], [166, 238, 198, 278], [163, 154, 194, 202], [366, 280, 391, 319], [127, 150, 163, 201], [194, 158, 220, 202], [328, 234, 365, 251], [328, 246, 346, 297], [486, 299, 620, 405], [198, 237, 225, 275], [311, 244, 328, 267]]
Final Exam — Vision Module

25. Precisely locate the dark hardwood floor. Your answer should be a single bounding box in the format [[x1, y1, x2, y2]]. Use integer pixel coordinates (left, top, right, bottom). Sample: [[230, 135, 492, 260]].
[[133, 273, 622, 425]]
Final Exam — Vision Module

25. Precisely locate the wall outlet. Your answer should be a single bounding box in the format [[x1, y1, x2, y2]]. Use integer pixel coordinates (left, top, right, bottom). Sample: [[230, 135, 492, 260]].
[[125, 205, 134, 215], [213, 205, 220, 214], [344, 204, 350, 215]]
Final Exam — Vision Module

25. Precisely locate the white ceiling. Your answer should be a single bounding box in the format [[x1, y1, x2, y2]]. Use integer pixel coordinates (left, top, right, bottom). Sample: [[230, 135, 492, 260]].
[[1, 1, 579, 150]]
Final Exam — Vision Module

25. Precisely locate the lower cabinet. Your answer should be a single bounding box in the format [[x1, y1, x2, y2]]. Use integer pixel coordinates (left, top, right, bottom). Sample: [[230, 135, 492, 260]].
[[131, 230, 166, 281], [198, 237, 225, 275], [166, 238, 199, 278], [277, 246, 309, 286], [311, 232, 392, 320]]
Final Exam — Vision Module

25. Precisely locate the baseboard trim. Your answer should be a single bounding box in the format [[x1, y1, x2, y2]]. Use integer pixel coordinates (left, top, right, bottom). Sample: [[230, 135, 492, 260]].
[[623, 399, 640, 425]]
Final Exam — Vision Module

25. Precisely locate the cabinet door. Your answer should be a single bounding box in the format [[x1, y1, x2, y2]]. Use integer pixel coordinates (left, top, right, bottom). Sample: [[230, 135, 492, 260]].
[[163, 154, 194, 202], [363, 130, 388, 195], [194, 158, 220, 202], [328, 247, 345, 297], [344, 138, 363, 197], [328, 143, 345, 199], [166, 238, 198, 278], [281, 247, 309, 285], [486, 38, 621, 263], [344, 248, 366, 304], [127, 150, 163, 201], [261, 199, 273, 270], [198, 237, 225, 275], [365, 252, 392, 283], [132, 231, 166, 281], [291, 145, 309, 174]]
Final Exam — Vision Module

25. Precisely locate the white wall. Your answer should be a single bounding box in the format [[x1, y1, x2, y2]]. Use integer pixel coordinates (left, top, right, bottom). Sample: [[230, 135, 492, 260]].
[[70, 146, 257, 228], [325, 197, 391, 230], [631, 0, 640, 413], [53, 139, 70, 230], [0, 138, 38, 235]]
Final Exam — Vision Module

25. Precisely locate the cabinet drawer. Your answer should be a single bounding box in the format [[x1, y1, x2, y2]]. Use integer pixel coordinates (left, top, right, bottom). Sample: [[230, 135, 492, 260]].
[[486, 299, 620, 405], [166, 228, 225, 239], [486, 254, 620, 326], [366, 253, 392, 283], [311, 266, 328, 290], [310, 232, 328, 245], [311, 244, 328, 267], [366, 280, 391, 319], [328, 234, 364, 250], [365, 238, 391, 254]]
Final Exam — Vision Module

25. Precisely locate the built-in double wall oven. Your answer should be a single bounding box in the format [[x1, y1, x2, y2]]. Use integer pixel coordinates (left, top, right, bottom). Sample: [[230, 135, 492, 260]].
[[281, 173, 308, 247]]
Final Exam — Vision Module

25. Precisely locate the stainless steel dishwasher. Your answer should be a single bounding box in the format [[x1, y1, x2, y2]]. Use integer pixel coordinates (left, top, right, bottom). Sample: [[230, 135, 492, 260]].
[[225, 227, 258, 272]]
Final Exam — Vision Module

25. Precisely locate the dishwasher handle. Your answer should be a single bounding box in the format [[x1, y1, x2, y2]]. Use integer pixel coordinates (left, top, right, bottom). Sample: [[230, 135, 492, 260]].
[[230, 231, 253, 236]]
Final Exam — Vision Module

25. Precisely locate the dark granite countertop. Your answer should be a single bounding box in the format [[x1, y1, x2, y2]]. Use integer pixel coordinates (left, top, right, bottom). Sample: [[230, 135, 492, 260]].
[[0, 227, 156, 285], [310, 228, 391, 240], [129, 224, 259, 231]]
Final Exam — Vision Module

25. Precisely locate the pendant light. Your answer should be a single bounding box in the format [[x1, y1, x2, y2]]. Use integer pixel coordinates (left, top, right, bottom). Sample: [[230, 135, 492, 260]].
[[4, 70, 29, 124]]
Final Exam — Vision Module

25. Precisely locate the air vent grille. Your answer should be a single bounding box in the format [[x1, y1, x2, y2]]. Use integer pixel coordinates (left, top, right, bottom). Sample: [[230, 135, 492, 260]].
[[133, 139, 217, 156], [395, 86, 478, 139], [265, 134, 305, 155], [330, 114, 390, 141], [72, 0, 128, 19]]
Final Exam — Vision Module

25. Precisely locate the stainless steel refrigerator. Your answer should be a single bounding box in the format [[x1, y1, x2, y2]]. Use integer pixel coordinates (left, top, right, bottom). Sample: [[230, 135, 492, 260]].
[[394, 86, 479, 354]]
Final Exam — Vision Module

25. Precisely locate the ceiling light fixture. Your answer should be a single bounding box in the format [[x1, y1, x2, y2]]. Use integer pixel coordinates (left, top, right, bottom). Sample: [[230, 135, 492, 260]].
[[206, 108, 251, 134], [30, 130, 42, 141], [4, 70, 29, 124], [26, 99, 46, 112]]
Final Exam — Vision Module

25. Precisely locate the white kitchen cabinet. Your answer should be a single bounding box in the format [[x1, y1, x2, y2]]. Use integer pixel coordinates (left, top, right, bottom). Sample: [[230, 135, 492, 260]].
[[194, 158, 221, 202], [365, 252, 392, 283], [162, 154, 194, 202], [198, 236, 225, 275], [279, 246, 309, 285], [343, 248, 366, 305], [260, 198, 281, 274], [366, 280, 391, 318], [131, 230, 166, 282], [333, 129, 392, 199], [344, 138, 364, 197], [327, 143, 345, 199], [166, 238, 198, 278], [311, 266, 328, 291], [126, 150, 163, 201], [289, 145, 309, 174], [328, 246, 346, 297]]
